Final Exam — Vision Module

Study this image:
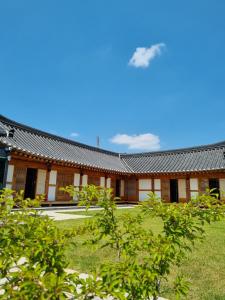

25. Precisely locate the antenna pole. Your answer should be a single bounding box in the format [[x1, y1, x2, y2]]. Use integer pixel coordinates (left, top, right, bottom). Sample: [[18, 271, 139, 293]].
[[97, 136, 100, 148]]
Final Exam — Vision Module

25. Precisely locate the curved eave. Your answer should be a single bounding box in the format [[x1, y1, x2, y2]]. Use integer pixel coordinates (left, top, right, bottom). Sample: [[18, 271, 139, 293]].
[[121, 142, 225, 158], [136, 169, 225, 176], [11, 148, 129, 175], [2, 114, 225, 175], [0, 114, 118, 156]]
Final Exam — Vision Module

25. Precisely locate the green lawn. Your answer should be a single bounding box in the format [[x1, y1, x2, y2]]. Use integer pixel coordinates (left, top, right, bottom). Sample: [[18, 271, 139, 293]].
[[56, 208, 225, 300]]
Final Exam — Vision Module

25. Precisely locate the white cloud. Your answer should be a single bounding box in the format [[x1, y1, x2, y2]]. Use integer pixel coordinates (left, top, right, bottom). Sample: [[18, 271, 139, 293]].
[[70, 132, 79, 138], [110, 133, 160, 151], [129, 43, 165, 68]]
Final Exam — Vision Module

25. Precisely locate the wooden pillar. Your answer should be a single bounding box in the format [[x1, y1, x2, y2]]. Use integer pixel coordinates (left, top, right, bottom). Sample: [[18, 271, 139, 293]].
[[45, 170, 50, 200], [45, 163, 52, 201], [186, 178, 190, 201]]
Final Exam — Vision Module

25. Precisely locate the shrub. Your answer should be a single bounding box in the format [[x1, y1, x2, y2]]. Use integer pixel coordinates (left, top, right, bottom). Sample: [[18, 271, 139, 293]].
[[0, 188, 79, 299], [1, 186, 225, 299], [63, 185, 225, 299]]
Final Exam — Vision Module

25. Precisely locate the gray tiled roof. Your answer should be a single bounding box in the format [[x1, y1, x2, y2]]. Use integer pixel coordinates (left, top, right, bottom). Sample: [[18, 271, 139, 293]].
[[0, 122, 8, 137], [0, 115, 225, 174], [121, 146, 225, 173], [0, 115, 127, 173]]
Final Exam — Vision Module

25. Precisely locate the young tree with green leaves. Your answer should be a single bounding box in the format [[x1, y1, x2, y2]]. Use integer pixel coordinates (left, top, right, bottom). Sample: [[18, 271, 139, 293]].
[[0, 188, 81, 299], [1, 185, 224, 299], [63, 185, 225, 299]]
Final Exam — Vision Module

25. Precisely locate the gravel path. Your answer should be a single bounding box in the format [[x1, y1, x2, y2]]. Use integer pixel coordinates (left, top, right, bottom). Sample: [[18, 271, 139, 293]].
[[41, 210, 91, 221], [40, 205, 135, 221]]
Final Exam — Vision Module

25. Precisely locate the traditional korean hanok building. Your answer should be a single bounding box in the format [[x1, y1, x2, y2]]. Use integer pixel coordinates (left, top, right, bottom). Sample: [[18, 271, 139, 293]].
[[0, 114, 225, 204]]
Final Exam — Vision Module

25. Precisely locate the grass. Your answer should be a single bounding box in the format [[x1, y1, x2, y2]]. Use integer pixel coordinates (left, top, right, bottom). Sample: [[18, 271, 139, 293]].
[[55, 208, 225, 300]]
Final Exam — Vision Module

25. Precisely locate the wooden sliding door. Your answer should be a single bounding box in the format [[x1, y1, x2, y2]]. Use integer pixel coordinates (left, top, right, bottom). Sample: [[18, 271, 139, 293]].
[[56, 172, 73, 201]]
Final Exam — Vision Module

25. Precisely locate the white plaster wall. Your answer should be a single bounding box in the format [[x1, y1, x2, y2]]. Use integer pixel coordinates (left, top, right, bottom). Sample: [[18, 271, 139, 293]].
[[139, 191, 149, 201], [219, 179, 225, 199], [48, 186, 56, 201], [49, 170, 57, 185], [73, 187, 79, 202], [154, 179, 161, 190], [36, 169, 47, 195], [178, 179, 186, 198], [190, 191, 199, 198], [219, 178, 225, 192], [6, 165, 14, 183], [106, 178, 111, 188], [139, 179, 151, 190], [100, 177, 105, 188], [154, 190, 162, 199], [74, 173, 81, 187], [82, 175, 88, 186], [190, 178, 198, 191]]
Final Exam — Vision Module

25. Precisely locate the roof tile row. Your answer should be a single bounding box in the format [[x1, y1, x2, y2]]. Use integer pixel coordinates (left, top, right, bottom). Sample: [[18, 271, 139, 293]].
[[1, 115, 225, 174]]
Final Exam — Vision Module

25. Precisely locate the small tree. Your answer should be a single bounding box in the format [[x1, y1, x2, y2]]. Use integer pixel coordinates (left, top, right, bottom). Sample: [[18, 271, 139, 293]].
[[63, 185, 225, 299], [0, 188, 81, 299], [1, 185, 224, 299]]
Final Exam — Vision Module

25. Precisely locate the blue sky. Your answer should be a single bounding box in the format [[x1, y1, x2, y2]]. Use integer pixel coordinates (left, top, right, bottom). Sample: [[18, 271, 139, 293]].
[[1, 1, 225, 153]]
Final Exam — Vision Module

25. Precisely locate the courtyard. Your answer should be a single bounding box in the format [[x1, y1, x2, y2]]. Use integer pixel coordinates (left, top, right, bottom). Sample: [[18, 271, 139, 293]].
[[53, 207, 225, 300], [1, 1, 225, 299]]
